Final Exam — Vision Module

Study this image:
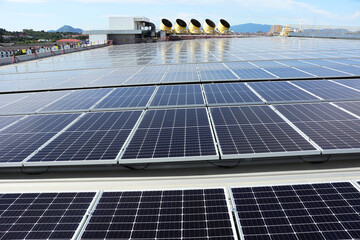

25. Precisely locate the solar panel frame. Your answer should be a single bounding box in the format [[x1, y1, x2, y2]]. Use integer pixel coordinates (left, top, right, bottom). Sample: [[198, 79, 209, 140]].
[[78, 187, 239, 240]]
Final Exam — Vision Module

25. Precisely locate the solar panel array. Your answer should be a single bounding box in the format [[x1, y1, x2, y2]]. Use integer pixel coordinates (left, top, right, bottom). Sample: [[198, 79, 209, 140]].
[[0, 37, 360, 169]]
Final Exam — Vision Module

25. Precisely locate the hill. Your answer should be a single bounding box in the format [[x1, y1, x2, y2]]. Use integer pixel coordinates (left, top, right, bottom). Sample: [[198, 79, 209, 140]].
[[48, 25, 83, 33], [232, 23, 272, 33]]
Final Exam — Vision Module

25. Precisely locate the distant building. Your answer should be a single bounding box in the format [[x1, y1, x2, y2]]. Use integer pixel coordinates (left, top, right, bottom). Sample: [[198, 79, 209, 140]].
[[269, 25, 282, 35]]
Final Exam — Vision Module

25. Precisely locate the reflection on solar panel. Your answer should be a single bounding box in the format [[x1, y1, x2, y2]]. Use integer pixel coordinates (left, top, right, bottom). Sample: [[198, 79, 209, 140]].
[[200, 70, 238, 81], [232, 68, 277, 80], [161, 71, 200, 83], [0, 91, 68, 115], [150, 85, 204, 108], [274, 60, 316, 67], [327, 65, 360, 75], [275, 103, 360, 153], [263, 68, 314, 79], [291, 80, 360, 101], [301, 59, 337, 66], [90, 74, 131, 87], [325, 58, 360, 65], [0, 115, 23, 130], [0, 93, 30, 106], [334, 101, 360, 117], [93, 86, 155, 110], [198, 63, 228, 71], [39, 88, 112, 113], [210, 106, 318, 159], [248, 81, 320, 103], [334, 79, 360, 90], [295, 66, 352, 77], [250, 61, 286, 68], [167, 64, 197, 72], [80, 189, 236, 240], [121, 108, 218, 163], [203, 83, 263, 106], [0, 114, 79, 165], [231, 182, 360, 240], [224, 62, 257, 69], [126, 73, 165, 85], [26, 111, 141, 166], [0, 191, 95, 239]]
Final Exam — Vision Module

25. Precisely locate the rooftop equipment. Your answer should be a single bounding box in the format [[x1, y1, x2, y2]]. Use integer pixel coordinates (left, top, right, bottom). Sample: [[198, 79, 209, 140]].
[[203, 19, 216, 34], [174, 19, 187, 34], [189, 19, 202, 34], [160, 18, 173, 33], [217, 19, 230, 34]]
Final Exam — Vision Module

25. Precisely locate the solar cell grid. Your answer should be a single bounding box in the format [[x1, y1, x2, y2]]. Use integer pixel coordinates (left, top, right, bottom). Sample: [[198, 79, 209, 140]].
[[326, 65, 360, 75], [0, 191, 96, 240], [263, 67, 314, 79], [200, 70, 238, 81], [232, 68, 277, 80], [197, 63, 228, 71], [121, 108, 218, 163], [224, 62, 258, 70], [332, 101, 360, 118], [203, 83, 264, 106], [250, 61, 286, 68], [210, 106, 318, 159], [295, 66, 352, 77], [80, 188, 236, 240], [161, 71, 200, 83], [125, 73, 165, 85], [26, 111, 141, 166], [231, 182, 360, 240], [334, 79, 360, 90], [0, 115, 24, 131]]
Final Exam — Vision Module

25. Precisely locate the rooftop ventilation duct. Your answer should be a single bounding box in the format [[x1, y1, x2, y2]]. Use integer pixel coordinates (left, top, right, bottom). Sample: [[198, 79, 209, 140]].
[[203, 19, 216, 34], [174, 19, 187, 34], [189, 19, 201, 34], [160, 18, 173, 33], [217, 19, 230, 34]]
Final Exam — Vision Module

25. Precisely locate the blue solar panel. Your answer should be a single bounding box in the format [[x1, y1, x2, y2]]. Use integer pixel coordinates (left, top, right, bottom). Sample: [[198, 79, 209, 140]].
[[275, 60, 316, 67], [231, 182, 360, 240], [198, 63, 228, 71], [232, 68, 277, 80], [126, 73, 165, 85], [301, 59, 338, 66], [225, 62, 258, 69], [296, 66, 352, 77], [0, 114, 80, 166], [93, 86, 155, 110], [327, 65, 360, 75], [0, 115, 24, 130], [39, 88, 112, 113], [210, 106, 318, 159], [263, 68, 314, 79], [291, 80, 360, 101], [333, 101, 360, 118], [121, 108, 218, 163], [203, 83, 263, 106], [250, 61, 286, 68], [248, 81, 320, 103], [325, 58, 360, 65], [0, 191, 95, 239], [200, 70, 238, 81], [26, 111, 141, 166], [150, 85, 204, 108], [334, 79, 360, 90], [161, 71, 200, 83], [80, 188, 236, 239], [274, 103, 360, 153]]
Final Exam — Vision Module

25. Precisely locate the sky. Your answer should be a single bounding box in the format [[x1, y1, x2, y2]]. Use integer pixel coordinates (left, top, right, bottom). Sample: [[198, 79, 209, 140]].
[[0, 0, 359, 31]]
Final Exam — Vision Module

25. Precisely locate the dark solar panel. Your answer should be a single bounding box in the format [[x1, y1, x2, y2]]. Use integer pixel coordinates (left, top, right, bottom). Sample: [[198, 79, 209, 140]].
[[210, 106, 318, 159], [0, 115, 24, 130], [231, 182, 360, 240], [80, 188, 236, 239], [0, 191, 95, 239], [93, 86, 155, 110], [203, 83, 263, 106], [291, 80, 360, 101], [275, 103, 360, 153], [121, 108, 218, 163], [26, 111, 141, 166], [150, 85, 204, 108], [334, 79, 360, 90], [232, 68, 277, 80], [248, 81, 320, 103], [332, 101, 360, 118], [39, 88, 112, 113]]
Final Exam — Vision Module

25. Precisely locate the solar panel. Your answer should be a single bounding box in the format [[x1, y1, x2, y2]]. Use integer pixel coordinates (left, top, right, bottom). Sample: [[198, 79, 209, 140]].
[[197, 63, 228, 71], [231, 182, 360, 240], [295, 66, 352, 77], [274, 103, 360, 154], [149, 85, 204, 108], [291, 80, 360, 101], [224, 61, 257, 69], [125, 73, 165, 85], [0, 113, 80, 166], [250, 61, 286, 68], [0, 115, 24, 131], [334, 79, 360, 90], [210, 106, 318, 159], [275, 60, 316, 67], [263, 67, 314, 79], [0, 191, 96, 239], [80, 188, 236, 239], [203, 83, 264, 106], [326, 65, 360, 75], [26, 111, 142, 166], [325, 58, 360, 65], [248, 81, 321, 103], [232, 68, 277, 80], [167, 64, 197, 72], [121, 108, 218, 163], [200, 70, 238, 81], [333, 101, 360, 117], [39, 88, 112, 113], [93, 86, 155, 110], [88, 74, 131, 87], [161, 71, 200, 83]]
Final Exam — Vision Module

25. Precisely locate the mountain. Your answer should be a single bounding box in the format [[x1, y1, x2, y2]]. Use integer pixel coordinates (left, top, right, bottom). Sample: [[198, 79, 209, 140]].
[[48, 25, 83, 33], [231, 23, 272, 33]]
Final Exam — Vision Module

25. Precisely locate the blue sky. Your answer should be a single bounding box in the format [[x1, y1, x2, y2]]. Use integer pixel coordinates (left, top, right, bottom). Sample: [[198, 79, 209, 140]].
[[0, 0, 359, 31]]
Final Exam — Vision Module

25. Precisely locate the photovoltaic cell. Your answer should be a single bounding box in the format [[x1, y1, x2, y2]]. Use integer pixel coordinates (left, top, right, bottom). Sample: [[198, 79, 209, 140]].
[[149, 85, 204, 108], [203, 83, 263, 106], [26, 111, 141, 165], [327, 65, 360, 75], [334, 79, 360, 90], [210, 106, 317, 159], [248, 81, 320, 103], [0, 191, 95, 239], [232, 68, 277, 80], [0, 114, 79, 165], [93, 86, 155, 110], [125, 73, 165, 85], [231, 182, 360, 240], [121, 108, 218, 163], [263, 68, 314, 79], [290, 80, 360, 101], [274, 103, 360, 153], [200, 70, 238, 81], [224, 62, 257, 69], [0, 115, 23, 130], [80, 189, 235, 240], [296, 66, 352, 77], [161, 71, 200, 83], [39, 88, 112, 113], [250, 61, 286, 68], [333, 101, 360, 117]]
